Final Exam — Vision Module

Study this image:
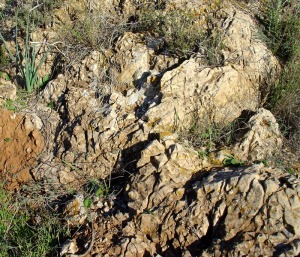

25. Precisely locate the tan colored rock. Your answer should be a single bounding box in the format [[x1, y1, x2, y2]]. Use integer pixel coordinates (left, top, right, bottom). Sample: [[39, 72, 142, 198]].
[[110, 32, 154, 86], [0, 78, 16, 105], [70, 50, 108, 83], [41, 74, 67, 103], [121, 163, 300, 257], [222, 5, 280, 89], [127, 140, 202, 214], [233, 108, 283, 162], [144, 61, 259, 133], [24, 113, 43, 131], [19, 1, 298, 256], [63, 193, 87, 225], [142, 4, 279, 134]]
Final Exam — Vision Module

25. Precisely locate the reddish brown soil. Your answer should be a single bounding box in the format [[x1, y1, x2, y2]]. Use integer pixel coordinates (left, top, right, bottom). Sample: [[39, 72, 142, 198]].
[[0, 109, 44, 190]]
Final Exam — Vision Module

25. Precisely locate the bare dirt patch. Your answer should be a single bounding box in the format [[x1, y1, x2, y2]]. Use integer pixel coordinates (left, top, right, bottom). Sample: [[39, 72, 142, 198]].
[[0, 109, 44, 190]]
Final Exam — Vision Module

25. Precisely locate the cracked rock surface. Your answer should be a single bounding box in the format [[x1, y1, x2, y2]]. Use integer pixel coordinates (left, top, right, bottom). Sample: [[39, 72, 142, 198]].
[[1, 0, 299, 256], [35, 2, 280, 186], [119, 161, 300, 257]]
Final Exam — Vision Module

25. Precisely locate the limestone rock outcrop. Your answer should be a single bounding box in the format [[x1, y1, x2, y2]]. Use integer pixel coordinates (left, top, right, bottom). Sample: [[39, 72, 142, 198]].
[[126, 139, 202, 213], [143, 4, 279, 133], [47, 2, 280, 185], [121, 161, 300, 257], [1, 0, 299, 256]]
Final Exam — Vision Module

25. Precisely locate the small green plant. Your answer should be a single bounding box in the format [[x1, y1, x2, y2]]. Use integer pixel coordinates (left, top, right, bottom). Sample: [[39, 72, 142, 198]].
[[223, 154, 244, 166], [84, 198, 92, 209], [4, 138, 10, 142], [95, 183, 110, 199], [83, 180, 110, 210], [1, 97, 27, 112], [287, 168, 295, 175], [262, 159, 268, 167], [0, 71, 10, 81], [0, 10, 50, 92], [48, 101, 54, 109], [198, 150, 209, 159]]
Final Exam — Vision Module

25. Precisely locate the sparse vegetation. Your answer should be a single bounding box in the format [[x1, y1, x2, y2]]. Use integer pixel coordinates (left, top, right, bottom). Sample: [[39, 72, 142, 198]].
[[58, 4, 129, 68], [85, 179, 111, 200], [3, 0, 64, 29], [261, 0, 300, 154], [0, 45, 9, 68], [61, 8, 127, 52], [133, 1, 225, 61], [178, 116, 248, 152], [259, 0, 299, 59], [223, 154, 244, 166], [0, 186, 63, 257], [1, 98, 27, 112]]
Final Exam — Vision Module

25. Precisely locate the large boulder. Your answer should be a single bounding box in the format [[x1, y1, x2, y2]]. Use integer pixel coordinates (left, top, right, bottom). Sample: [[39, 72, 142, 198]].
[[142, 4, 279, 133]]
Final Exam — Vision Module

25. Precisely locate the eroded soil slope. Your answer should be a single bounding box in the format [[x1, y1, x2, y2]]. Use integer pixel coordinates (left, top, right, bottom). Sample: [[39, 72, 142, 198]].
[[0, 109, 44, 190]]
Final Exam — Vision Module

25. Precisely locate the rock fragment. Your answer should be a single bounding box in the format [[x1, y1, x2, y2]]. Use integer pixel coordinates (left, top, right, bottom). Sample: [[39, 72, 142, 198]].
[[234, 108, 283, 162]]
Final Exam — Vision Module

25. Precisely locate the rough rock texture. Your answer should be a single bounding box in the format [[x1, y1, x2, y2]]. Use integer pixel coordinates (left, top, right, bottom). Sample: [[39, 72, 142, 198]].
[[234, 108, 283, 162], [110, 32, 154, 86], [126, 139, 203, 213], [43, 72, 151, 184], [143, 4, 279, 133], [1, 1, 296, 256], [44, 2, 280, 186], [121, 157, 300, 257], [0, 109, 44, 190], [0, 78, 16, 105], [144, 61, 260, 132]]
